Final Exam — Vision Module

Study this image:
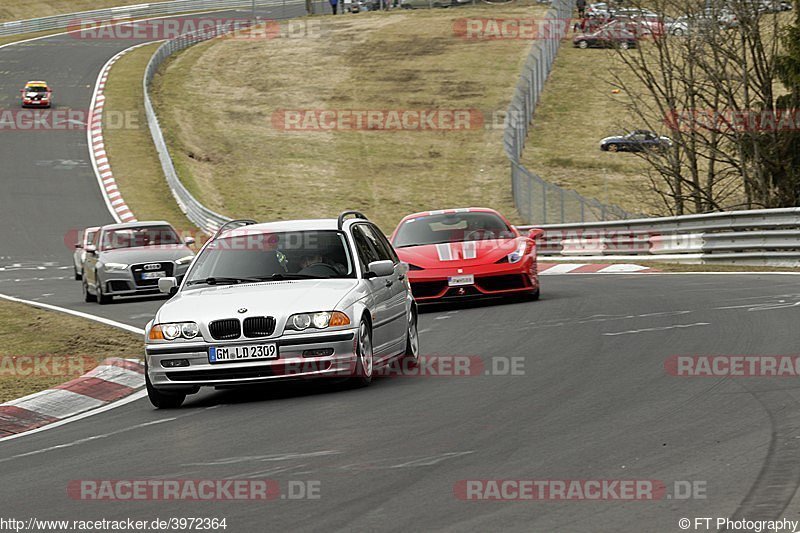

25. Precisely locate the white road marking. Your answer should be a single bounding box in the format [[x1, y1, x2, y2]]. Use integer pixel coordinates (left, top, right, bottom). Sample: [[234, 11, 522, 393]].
[[603, 322, 711, 336], [0, 391, 155, 448], [182, 451, 342, 467], [0, 293, 144, 335], [715, 301, 800, 312]]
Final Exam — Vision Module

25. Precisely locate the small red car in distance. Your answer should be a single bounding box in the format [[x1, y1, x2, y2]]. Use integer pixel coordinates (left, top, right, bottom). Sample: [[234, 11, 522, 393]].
[[390, 208, 542, 303], [20, 81, 52, 108]]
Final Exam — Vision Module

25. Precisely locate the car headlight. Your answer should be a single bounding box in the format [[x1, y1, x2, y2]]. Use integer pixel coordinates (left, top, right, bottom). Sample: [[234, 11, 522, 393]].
[[149, 322, 200, 341], [103, 262, 128, 272], [507, 240, 531, 264], [286, 311, 350, 331], [175, 255, 194, 265]]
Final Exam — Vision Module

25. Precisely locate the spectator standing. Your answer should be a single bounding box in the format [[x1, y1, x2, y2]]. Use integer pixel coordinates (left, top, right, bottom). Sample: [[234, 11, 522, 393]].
[[330, 0, 339, 14], [576, 0, 586, 18]]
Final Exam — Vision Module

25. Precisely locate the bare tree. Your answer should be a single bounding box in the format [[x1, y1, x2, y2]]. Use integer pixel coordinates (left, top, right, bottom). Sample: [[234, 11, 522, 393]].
[[607, 0, 794, 214]]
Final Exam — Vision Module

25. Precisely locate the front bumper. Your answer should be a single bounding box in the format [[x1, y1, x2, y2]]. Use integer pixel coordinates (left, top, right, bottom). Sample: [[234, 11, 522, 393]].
[[101, 262, 189, 296], [408, 259, 538, 302], [145, 329, 358, 390]]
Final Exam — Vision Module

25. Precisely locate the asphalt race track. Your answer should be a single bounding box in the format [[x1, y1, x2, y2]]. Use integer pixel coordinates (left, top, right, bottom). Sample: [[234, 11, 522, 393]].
[[3, 10, 800, 533]]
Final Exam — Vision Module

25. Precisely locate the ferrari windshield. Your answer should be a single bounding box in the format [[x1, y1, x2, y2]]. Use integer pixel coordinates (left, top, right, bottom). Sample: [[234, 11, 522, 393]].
[[101, 225, 181, 251], [185, 230, 355, 284], [393, 212, 515, 248]]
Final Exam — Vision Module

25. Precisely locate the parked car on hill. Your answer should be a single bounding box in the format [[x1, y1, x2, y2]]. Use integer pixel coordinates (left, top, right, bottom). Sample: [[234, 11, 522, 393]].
[[599, 130, 673, 152]]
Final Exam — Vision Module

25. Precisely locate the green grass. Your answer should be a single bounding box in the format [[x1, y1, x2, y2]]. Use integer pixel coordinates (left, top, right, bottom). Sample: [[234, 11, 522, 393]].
[[150, 4, 549, 232], [102, 42, 196, 233], [0, 300, 142, 403]]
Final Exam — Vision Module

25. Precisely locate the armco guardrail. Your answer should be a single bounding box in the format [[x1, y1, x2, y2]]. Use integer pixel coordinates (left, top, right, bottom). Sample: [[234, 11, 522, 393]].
[[520, 208, 800, 266], [503, 0, 636, 225], [0, 0, 281, 37], [143, 1, 303, 234]]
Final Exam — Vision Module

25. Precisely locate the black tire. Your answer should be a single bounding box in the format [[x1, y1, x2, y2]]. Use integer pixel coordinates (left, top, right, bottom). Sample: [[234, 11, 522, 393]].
[[82, 278, 96, 303], [74, 268, 82, 281], [607, 143, 619, 152], [146, 364, 186, 409], [96, 276, 112, 305], [349, 319, 374, 387], [402, 308, 420, 367], [578, 40, 588, 49], [528, 288, 540, 301], [619, 41, 630, 50]]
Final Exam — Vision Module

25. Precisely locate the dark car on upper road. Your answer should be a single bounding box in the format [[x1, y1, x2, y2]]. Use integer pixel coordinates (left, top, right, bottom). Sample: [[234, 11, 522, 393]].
[[573, 25, 638, 49], [600, 129, 673, 152]]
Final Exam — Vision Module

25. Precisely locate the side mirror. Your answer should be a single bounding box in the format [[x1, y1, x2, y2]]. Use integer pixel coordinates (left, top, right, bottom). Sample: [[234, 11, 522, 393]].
[[158, 277, 178, 296], [184, 236, 196, 246], [528, 228, 545, 241], [365, 260, 395, 278], [85, 244, 97, 255]]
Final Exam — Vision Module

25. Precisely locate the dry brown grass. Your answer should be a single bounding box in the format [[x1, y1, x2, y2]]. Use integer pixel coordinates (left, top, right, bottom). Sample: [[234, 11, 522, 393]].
[[151, 4, 549, 232], [0, 300, 142, 402], [102, 43, 196, 231]]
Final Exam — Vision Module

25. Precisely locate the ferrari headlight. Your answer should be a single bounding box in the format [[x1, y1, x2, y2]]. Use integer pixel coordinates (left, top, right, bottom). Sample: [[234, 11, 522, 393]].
[[175, 255, 194, 265], [507, 240, 530, 264], [103, 262, 128, 271], [286, 311, 350, 331], [149, 322, 200, 341]]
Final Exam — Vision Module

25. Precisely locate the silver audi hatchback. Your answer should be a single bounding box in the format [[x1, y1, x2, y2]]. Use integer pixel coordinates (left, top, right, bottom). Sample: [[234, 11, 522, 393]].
[[144, 212, 419, 408]]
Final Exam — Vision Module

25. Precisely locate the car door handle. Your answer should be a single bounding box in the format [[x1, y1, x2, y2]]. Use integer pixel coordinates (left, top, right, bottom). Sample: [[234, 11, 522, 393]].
[[398, 273, 405, 280], [385, 280, 394, 287]]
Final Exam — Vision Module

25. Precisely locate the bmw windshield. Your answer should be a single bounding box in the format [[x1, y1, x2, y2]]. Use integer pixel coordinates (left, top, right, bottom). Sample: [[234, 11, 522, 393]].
[[185, 230, 356, 285]]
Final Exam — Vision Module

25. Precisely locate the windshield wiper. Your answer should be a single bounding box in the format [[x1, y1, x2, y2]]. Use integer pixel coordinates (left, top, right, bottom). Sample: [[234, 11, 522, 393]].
[[186, 276, 264, 286], [395, 241, 454, 248], [258, 273, 326, 280]]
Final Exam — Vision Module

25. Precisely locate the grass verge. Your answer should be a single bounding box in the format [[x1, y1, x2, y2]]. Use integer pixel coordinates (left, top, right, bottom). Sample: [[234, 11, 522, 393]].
[[102, 42, 196, 232], [0, 300, 142, 403], [522, 42, 656, 216], [150, 4, 549, 232]]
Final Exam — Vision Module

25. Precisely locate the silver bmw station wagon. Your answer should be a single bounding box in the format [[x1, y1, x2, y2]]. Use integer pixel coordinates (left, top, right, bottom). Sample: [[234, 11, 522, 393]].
[[144, 212, 419, 408]]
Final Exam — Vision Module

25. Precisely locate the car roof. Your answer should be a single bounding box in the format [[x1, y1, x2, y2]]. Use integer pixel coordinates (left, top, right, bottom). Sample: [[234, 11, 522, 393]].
[[100, 221, 174, 231], [398, 207, 501, 222], [217, 219, 344, 239]]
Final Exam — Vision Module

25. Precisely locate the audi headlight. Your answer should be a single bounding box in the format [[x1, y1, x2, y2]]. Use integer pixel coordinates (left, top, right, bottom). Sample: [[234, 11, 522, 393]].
[[507, 240, 531, 264], [175, 255, 194, 265], [149, 322, 200, 341], [103, 262, 128, 271], [286, 311, 350, 331]]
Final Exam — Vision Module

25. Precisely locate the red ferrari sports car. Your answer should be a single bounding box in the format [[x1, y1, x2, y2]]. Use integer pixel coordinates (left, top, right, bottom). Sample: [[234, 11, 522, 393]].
[[390, 208, 542, 302]]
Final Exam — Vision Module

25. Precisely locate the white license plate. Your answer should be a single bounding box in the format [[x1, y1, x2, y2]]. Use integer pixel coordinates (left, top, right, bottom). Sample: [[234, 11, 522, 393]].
[[141, 271, 166, 280], [448, 274, 474, 287], [209, 344, 278, 363]]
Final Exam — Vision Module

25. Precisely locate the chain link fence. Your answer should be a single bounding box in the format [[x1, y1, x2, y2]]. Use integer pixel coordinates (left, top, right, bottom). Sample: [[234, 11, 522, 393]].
[[503, 0, 636, 225]]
